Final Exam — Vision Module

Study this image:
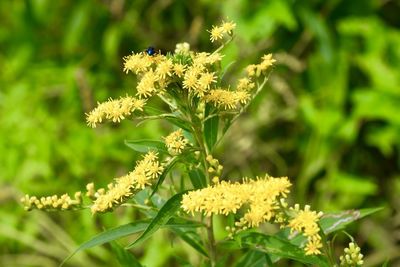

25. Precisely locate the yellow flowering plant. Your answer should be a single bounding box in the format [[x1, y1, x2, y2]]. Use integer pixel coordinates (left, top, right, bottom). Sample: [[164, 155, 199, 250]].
[[21, 20, 381, 266]]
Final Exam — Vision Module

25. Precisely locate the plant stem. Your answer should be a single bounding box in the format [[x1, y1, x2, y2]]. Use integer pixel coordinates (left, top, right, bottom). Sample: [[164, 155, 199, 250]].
[[186, 101, 217, 265], [207, 215, 217, 266]]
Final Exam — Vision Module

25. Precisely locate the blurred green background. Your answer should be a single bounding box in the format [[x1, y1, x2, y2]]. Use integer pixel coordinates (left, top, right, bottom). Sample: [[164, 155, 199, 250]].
[[1, 0, 399, 266]]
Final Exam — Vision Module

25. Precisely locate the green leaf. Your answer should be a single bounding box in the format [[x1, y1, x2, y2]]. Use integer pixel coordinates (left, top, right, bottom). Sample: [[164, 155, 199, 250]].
[[150, 156, 180, 198], [143, 107, 192, 131], [188, 168, 207, 189], [204, 104, 219, 152], [320, 207, 384, 234], [239, 232, 329, 266], [235, 250, 272, 267], [124, 139, 168, 154], [125, 192, 187, 249], [110, 241, 143, 267], [169, 226, 208, 258], [61, 220, 150, 266]]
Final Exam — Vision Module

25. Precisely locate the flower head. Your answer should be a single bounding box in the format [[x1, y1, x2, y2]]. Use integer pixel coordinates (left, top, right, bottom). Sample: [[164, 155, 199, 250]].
[[181, 175, 292, 227], [91, 151, 163, 214], [164, 129, 189, 155], [86, 96, 146, 128], [208, 20, 236, 42], [288, 204, 324, 255], [205, 89, 250, 110]]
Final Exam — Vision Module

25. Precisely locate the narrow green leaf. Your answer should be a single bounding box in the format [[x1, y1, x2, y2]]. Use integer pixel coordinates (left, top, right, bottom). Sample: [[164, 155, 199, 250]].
[[204, 104, 219, 152], [235, 250, 272, 267], [61, 220, 150, 266], [150, 156, 180, 198], [110, 241, 143, 267], [320, 207, 383, 234], [169, 227, 209, 257], [165, 116, 192, 132], [143, 107, 192, 131], [239, 232, 329, 266], [125, 139, 167, 154], [61, 218, 203, 266], [188, 168, 207, 189], [125, 192, 187, 249]]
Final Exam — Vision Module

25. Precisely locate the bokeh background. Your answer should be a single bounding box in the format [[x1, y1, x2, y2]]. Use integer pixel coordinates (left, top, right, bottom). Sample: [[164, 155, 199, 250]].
[[1, 0, 399, 266]]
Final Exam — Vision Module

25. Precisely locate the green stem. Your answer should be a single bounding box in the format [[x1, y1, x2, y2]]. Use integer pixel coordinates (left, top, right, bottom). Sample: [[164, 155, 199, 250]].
[[207, 215, 217, 266]]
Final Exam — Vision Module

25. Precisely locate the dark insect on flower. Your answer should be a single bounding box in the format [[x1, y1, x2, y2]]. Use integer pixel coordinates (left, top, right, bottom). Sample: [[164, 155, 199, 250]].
[[145, 46, 156, 56]]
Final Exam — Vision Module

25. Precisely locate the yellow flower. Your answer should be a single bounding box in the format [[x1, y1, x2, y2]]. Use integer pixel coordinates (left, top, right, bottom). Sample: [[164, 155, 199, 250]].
[[288, 204, 324, 255], [136, 70, 158, 98], [236, 77, 255, 91], [204, 89, 250, 110], [86, 96, 146, 128], [198, 72, 216, 90], [209, 25, 224, 42], [259, 54, 276, 71], [221, 20, 236, 34], [173, 63, 187, 77], [245, 64, 257, 77], [123, 53, 152, 74], [164, 129, 189, 155], [91, 152, 163, 214], [183, 68, 199, 92], [181, 175, 292, 227], [305, 235, 323, 255], [208, 20, 236, 42], [246, 54, 276, 77], [155, 59, 173, 80]]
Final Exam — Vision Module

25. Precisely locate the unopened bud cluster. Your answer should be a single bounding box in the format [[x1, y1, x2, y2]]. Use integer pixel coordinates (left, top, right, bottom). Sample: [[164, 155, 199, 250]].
[[21, 192, 82, 211], [340, 242, 364, 266], [206, 155, 223, 183]]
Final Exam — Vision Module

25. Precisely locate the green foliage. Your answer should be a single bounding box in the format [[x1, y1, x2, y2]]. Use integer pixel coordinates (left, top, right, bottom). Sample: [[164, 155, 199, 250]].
[[1, 0, 399, 266]]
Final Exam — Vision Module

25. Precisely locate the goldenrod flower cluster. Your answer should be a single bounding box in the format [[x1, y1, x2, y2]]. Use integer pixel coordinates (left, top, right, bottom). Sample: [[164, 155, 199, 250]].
[[205, 89, 250, 110], [340, 242, 364, 266], [20, 192, 82, 211], [208, 20, 236, 42], [86, 96, 146, 128], [91, 151, 163, 214], [287, 204, 324, 255], [246, 54, 276, 78], [181, 175, 291, 225], [164, 129, 189, 155], [119, 21, 275, 114]]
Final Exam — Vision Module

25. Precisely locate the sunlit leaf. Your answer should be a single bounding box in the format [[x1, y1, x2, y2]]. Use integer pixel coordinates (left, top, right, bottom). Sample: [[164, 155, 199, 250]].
[[124, 139, 168, 154], [320, 207, 383, 234]]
